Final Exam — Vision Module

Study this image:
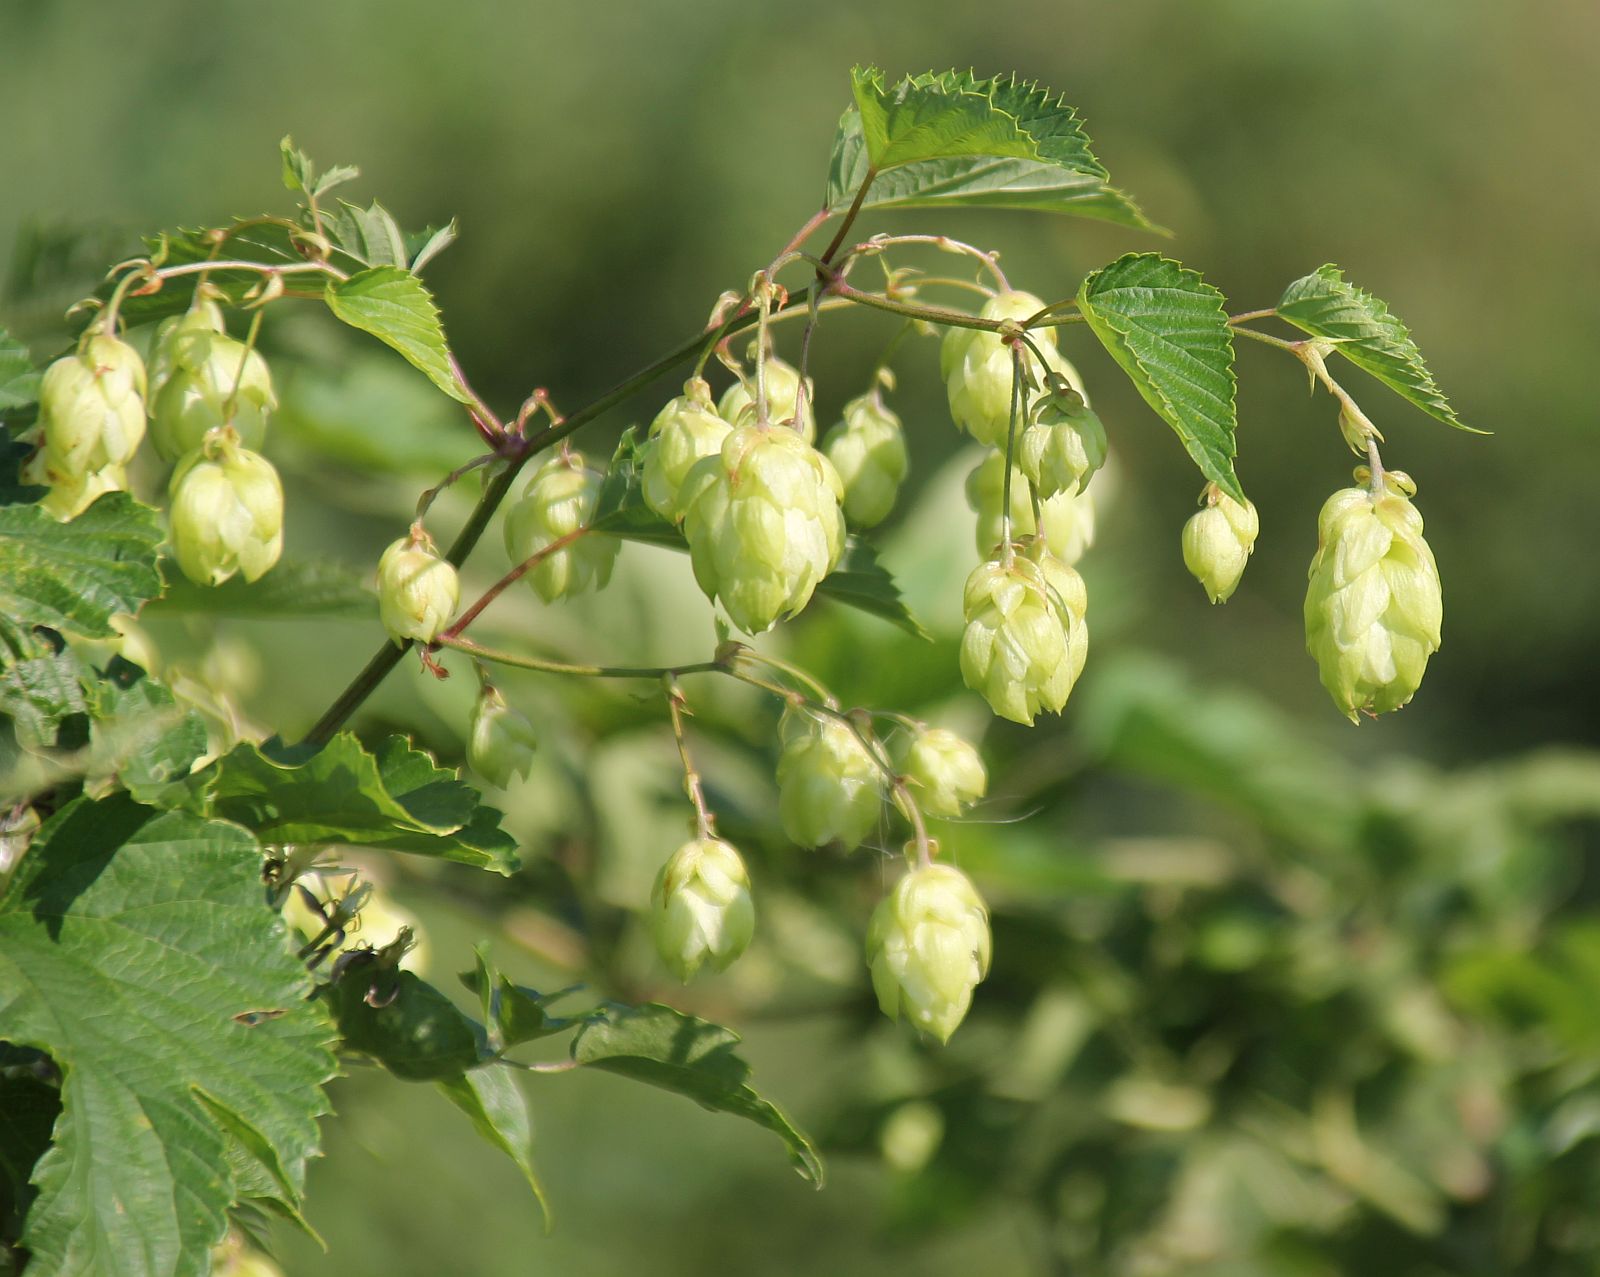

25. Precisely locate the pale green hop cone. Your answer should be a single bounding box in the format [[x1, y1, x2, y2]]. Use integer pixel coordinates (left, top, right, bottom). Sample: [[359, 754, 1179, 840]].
[[821, 390, 909, 528], [1304, 470, 1442, 721], [719, 350, 816, 442], [21, 444, 127, 522], [966, 450, 1096, 566], [866, 862, 991, 1043], [376, 530, 459, 645], [467, 684, 539, 787], [37, 333, 147, 476], [168, 435, 284, 586], [148, 299, 276, 459], [680, 424, 846, 634], [1018, 385, 1106, 498], [651, 836, 755, 981], [1182, 485, 1259, 603], [776, 705, 883, 850], [640, 377, 733, 523], [890, 726, 987, 819], [503, 450, 619, 602], [960, 545, 1087, 724], [941, 290, 1087, 447]]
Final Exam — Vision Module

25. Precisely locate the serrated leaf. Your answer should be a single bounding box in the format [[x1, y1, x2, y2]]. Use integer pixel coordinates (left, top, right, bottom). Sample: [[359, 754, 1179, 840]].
[[0, 644, 86, 751], [150, 555, 374, 618], [460, 950, 577, 1049], [571, 1003, 824, 1186], [1276, 264, 1478, 433], [321, 961, 486, 1080], [826, 70, 1154, 230], [322, 200, 409, 270], [407, 222, 458, 274], [324, 267, 472, 404], [0, 493, 164, 655], [851, 67, 1038, 170], [195, 732, 519, 874], [87, 659, 209, 807], [592, 431, 928, 636], [437, 1067, 552, 1228], [1077, 253, 1242, 502], [0, 329, 39, 413], [280, 136, 313, 192], [0, 794, 336, 1277]]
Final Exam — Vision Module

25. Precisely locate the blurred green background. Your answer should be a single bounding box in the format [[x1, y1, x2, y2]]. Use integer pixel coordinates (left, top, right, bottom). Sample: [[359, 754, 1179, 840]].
[[4, 1, 1600, 1274]]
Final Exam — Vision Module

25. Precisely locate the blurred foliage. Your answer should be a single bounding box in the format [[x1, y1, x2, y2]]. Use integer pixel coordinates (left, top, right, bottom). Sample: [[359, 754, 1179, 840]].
[[3, 2, 1598, 1275]]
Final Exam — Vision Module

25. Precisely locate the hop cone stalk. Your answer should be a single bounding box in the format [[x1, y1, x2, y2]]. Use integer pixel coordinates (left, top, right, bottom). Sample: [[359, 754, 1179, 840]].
[[376, 531, 459, 645], [37, 333, 147, 476], [940, 290, 1086, 447], [719, 351, 815, 441], [1304, 471, 1442, 721], [148, 300, 276, 460], [168, 435, 284, 586], [822, 390, 909, 528], [502, 451, 619, 602], [1018, 388, 1106, 497], [890, 726, 987, 819], [1182, 487, 1259, 603], [866, 863, 991, 1042], [680, 425, 846, 634], [775, 706, 883, 849], [960, 545, 1088, 724], [650, 837, 755, 981], [467, 685, 539, 787], [640, 377, 733, 523], [966, 451, 1096, 566]]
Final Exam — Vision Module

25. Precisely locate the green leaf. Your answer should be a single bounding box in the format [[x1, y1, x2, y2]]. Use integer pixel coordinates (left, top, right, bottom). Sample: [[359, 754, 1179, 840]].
[[407, 221, 458, 274], [280, 136, 357, 198], [0, 644, 87, 751], [1276, 264, 1479, 433], [87, 658, 209, 808], [825, 70, 1155, 231], [459, 950, 577, 1049], [324, 267, 472, 405], [0, 329, 39, 414], [0, 794, 337, 1277], [321, 961, 487, 1081], [150, 555, 375, 619], [195, 732, 519, 874], [1077, 253, 1242, 502], [592, 431, 929, 636], [0, 493, 165, 655], [571, 1003, 824, 1186], [436, 1067, 552, 1228], [322, 200, 410, 270], [108, 225, 307, 329]]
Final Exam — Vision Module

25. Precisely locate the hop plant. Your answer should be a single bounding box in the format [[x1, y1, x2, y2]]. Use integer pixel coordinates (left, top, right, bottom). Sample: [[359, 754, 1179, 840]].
[[775, 705, 883, 850], [1182, 485, 1260, 604], [821, 389, 909, 528], [679, 424, 846, 634], [890, 726, 987, 818], [148, 299, 276, 460], [640, 377, 733, 523], [168, 433, 284, 586], [1018, 384, 1106, 497], [940, 290, 1085, 447], [1304, 470, 1442, 721], [650, 836, 756, 981], [866, 862, 991, 1042], [719, 350, 815, 441], [21, 445, 127, 522], [502, 450, 619, 602], [966, 451, 1096, 566], [960, 545, 1088, 724], [467, 684, 539, 787], [376, 529, 459, 645], [36, 333, 147, 476]]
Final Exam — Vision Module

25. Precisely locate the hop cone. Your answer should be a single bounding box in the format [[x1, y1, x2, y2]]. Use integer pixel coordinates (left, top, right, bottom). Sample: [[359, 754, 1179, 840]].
[[37, 333, 147, 476], [821, 391, 909, 528], [376, 531, 458, 645], [640, 377, 733, 523], [1018, 386, 1105, 497], [960, 546, 1087, 724], [1182, 487, 1260, 603], [168, 436, 284, 586], [966, 451, 1096, 566], [467, 685, 539, 787], [776, 705, 882, 850], [503, 451, 619, 602], [941, 290, 1086, 447], [1305, 472, 1442, 721], [890, 726, 987, 819], [719, 351, 815, 442], [21, 444, 127, 522], [680, 425, 845, 634], [866, 863, 991, 1043], [651, 837, 755, 981], [148, 300, 276, 460]]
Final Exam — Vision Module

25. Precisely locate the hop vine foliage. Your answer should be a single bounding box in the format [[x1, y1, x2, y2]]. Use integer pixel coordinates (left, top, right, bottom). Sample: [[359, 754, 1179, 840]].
[[0, 65, 1480, 1275]]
